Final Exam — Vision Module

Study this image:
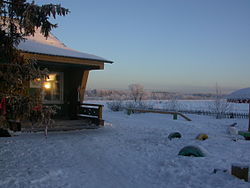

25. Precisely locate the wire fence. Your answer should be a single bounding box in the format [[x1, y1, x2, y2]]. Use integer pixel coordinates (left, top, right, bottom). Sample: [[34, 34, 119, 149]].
[[106, 100, 249, 119], [177, 110, 249, 119]]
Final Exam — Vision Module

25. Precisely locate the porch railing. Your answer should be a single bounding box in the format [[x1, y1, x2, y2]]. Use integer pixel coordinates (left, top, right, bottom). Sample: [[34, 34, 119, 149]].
[[77, 103, 104, 126]]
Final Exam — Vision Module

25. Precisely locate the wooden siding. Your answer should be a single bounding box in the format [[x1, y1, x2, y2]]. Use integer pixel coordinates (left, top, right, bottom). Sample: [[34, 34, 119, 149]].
[[21, 52, 104, 69]]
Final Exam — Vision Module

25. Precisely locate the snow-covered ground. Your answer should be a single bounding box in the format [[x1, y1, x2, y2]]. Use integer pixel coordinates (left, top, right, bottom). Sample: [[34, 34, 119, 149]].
[[1, 103, 250, 188]]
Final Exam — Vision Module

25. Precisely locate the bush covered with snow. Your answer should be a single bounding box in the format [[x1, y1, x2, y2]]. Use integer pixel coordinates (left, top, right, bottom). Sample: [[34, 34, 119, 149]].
[[164, 98, 181, 111], [107, 100, 154, 112], [124, 101, 153, 110], [107, 100, 124, 111]]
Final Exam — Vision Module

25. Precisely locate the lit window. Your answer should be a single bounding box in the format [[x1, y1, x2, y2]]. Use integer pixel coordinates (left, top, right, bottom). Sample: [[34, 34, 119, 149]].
[[43, 72, 63, 104]]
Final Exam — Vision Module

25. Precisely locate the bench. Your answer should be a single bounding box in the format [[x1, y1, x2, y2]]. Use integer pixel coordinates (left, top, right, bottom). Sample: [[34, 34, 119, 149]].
[[126, 108, 191, 121]]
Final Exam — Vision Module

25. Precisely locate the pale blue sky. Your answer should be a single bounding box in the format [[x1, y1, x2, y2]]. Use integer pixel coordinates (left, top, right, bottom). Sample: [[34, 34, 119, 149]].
[[38, 0, 250, 93]]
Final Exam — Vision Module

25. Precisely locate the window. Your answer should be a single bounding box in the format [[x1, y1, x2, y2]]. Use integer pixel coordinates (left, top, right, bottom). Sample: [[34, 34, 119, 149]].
[[43, 72, 63, 104]]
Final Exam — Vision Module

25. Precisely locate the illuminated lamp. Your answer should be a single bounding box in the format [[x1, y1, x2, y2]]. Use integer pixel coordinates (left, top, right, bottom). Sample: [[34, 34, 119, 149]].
[[44, 82, 51, 89]]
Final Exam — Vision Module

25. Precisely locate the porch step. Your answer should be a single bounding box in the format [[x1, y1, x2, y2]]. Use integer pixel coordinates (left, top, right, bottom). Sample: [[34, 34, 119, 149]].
[[21, 120, 99, 132]]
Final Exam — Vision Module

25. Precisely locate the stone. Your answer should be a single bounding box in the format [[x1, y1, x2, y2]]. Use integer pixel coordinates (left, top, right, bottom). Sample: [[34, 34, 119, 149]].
[[178, 145, 206, 157], [168, 132, 182, 140], [196, 133, 208, 141], [213, 168, 228, 174]]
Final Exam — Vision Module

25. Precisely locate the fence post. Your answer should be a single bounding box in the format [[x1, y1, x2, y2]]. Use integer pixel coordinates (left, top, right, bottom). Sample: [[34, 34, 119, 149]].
[[98, 105, 103, 120], [173, 113, 177, 120]]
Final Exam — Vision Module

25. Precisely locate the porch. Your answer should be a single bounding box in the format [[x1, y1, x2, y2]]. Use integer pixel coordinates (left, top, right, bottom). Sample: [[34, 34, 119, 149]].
[[8, 103, 104, 132]]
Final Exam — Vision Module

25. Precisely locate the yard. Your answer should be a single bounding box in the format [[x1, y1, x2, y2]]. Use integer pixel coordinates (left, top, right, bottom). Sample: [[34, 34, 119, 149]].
[[0, 104, 250, 188]]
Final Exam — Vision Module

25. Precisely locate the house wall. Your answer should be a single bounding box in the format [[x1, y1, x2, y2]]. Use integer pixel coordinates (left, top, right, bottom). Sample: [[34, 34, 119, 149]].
[[37, 61, 91, 119], [64, 67, 83, 119]]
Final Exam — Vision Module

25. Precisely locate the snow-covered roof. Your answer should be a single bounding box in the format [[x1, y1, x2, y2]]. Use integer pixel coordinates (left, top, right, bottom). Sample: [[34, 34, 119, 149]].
[[17, 28, 112, 63], [226, 87, 250, 103]]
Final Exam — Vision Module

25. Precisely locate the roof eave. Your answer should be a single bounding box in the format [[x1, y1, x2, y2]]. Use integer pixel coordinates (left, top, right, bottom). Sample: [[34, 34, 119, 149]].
[[20, 51, 109, 70], [20, 50, 113, 64]]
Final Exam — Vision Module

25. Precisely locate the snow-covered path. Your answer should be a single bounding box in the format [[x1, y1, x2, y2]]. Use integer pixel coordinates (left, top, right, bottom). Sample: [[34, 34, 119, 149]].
[[1, 110, 250, 188]]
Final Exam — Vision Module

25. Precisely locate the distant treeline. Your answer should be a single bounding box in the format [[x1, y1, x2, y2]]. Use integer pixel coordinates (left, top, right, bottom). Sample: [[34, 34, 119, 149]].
[[85, 89, 223, 100]]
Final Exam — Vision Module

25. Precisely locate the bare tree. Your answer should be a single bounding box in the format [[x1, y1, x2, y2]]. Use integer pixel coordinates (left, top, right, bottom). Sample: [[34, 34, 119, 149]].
[[165, 96, 180, 112], [209, 83, 232, 119], [128, 84, 144, 102]]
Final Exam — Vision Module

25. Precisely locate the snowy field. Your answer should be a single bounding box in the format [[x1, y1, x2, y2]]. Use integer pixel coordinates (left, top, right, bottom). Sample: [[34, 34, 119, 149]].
[[90, 99, 249, 113], [1, 101, 250, 188], [127, 100, 249, 113]]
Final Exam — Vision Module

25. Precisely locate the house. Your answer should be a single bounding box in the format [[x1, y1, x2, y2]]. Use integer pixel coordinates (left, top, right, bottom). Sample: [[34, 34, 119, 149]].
[[17, 29, 112, 125]]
